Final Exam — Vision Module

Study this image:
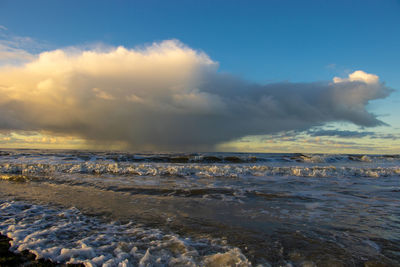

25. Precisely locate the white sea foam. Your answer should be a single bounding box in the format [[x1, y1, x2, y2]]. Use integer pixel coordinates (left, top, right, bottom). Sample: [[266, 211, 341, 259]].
[[0, 201, 250, 266], [0, 162, 398, 179]]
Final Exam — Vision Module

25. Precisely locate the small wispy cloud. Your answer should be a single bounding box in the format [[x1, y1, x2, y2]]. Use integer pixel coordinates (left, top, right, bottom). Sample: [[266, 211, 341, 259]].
[[325, 63, 336, 69], [370, 133, 400, 140], [0, 30, 50, 65], [307, 129, 375, 138], [0, 43, 35, 65]]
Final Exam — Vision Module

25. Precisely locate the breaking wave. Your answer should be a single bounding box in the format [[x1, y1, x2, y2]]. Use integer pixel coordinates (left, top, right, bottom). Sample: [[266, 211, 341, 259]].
[[0, 201, 250, 266], [1, 149, 399, 164], [0, 162, 398, 179]]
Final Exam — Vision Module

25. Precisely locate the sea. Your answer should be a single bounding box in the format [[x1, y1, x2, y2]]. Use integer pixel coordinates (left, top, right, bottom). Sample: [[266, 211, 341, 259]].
[[0, 149, 399, 266]]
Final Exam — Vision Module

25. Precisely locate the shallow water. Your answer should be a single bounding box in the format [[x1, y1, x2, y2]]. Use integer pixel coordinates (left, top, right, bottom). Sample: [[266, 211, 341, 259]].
[[0, 149, 399, 266]]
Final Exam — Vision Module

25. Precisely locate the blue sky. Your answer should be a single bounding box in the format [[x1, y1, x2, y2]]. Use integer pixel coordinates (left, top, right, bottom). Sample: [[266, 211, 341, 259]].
[[0, 0, 399, 152], [1, 0, 399, 81]]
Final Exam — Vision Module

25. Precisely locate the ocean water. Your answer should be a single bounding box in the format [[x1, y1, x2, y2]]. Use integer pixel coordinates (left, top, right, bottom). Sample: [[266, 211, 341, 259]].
[[0, 149, 399, 266]]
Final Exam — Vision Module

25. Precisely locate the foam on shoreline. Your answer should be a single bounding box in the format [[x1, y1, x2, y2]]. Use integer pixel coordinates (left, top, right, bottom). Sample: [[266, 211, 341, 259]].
[[0, 200, 250, 267]]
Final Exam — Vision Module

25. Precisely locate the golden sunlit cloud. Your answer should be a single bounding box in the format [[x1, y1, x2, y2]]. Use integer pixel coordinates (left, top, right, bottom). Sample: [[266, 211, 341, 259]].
[[0, 40, 393, 151], [333, 70, 379, 84]]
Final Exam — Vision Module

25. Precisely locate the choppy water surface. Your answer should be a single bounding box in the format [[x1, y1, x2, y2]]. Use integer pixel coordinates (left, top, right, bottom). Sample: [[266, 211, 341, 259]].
[[0, 149, 399, 266]]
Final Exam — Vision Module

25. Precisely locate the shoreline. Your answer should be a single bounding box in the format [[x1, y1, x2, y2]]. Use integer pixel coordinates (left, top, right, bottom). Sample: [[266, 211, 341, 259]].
[[0, 234, 83, 267]]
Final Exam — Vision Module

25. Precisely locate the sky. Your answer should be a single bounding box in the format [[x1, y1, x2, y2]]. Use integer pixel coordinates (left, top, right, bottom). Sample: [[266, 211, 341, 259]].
[[0, 0, 399, 153]]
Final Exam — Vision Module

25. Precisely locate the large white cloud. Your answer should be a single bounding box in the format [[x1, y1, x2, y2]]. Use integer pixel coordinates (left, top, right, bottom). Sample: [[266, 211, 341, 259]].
[[0, 40, 392, 150]]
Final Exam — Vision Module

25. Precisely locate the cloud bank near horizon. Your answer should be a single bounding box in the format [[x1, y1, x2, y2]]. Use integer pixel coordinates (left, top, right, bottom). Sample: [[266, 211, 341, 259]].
[[0, 40, 392, 150]]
